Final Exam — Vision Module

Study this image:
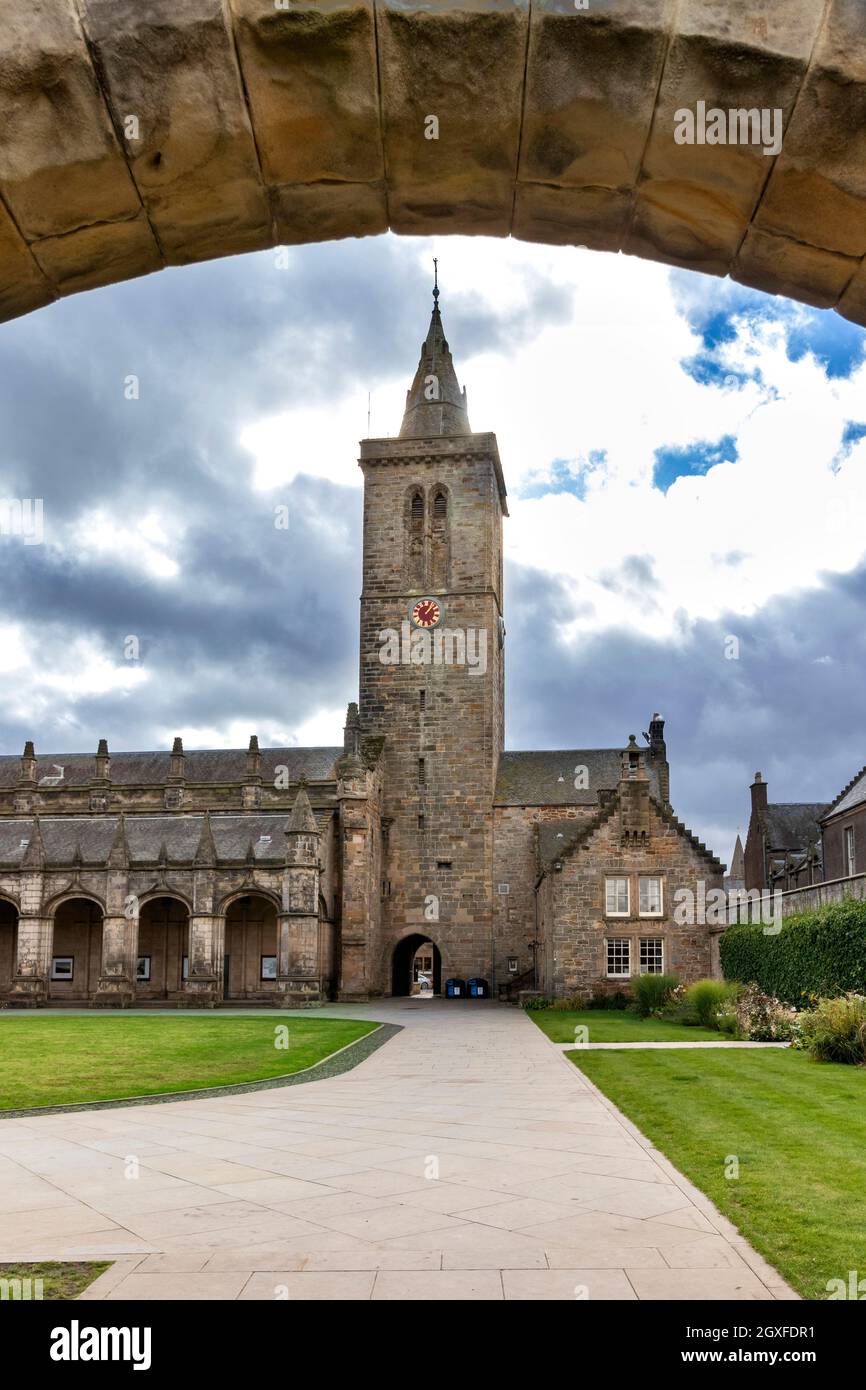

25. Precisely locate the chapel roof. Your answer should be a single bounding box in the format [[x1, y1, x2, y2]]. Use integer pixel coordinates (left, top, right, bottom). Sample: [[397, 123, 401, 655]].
[[0, 746, 343, 789]]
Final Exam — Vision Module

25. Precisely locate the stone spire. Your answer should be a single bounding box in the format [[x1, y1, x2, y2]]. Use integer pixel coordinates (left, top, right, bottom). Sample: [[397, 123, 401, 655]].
[[287, 775, 318, 835], [399, 263, 470, 438]]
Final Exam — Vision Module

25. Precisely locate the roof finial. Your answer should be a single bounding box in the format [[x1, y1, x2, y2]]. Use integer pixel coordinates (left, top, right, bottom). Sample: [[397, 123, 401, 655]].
[[432, 256, 439, 307]]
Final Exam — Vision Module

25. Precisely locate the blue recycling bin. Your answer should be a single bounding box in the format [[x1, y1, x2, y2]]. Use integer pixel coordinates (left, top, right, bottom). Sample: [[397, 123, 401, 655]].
[[445, 977, 466, 999], [468, 978, 489, 998]]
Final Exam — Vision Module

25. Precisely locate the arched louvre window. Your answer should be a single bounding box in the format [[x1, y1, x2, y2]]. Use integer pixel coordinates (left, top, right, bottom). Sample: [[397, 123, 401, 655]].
[[408, 488, 425, 585], [431, 487, 449, 588]]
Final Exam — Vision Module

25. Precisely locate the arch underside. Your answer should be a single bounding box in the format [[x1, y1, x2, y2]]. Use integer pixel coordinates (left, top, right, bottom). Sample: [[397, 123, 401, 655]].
[[1, 3, 865, 327]]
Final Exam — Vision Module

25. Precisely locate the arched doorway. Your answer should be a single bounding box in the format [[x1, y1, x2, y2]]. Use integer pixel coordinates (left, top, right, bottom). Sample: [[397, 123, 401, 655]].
[[392, 934, 442, 997], [49, 898, 103, 1002], [0, 899, 18, 999], [223, 894, 278, 1001], [137, 897, 189, 1001]]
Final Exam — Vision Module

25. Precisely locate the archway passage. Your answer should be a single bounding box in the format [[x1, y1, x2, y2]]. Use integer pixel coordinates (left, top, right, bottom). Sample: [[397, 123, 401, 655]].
[[136, 897, 189, 1001], [391, 935, 442, 998], [49, 899, 103, 1002], [224, 895, 278, 1002], [0, 900, 17, 998], [1, 5, 865, 329]]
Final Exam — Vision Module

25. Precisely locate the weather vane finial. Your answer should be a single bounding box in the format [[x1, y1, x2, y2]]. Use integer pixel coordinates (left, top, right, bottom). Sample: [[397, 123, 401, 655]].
[[432, 256, 439, 305]]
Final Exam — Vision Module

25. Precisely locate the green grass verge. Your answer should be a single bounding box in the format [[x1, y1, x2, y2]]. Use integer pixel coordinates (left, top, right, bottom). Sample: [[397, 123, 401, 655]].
[[569, 1048, 866, 1299], [528, 1008, 722, 1043], [0, 1016, 378, 1110], [0, 1261, 111, 1300]]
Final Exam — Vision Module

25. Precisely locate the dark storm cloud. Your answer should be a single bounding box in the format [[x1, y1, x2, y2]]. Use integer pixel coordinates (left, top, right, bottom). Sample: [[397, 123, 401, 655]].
[[0, 235, 574, 756], [503, 559, 866, 864]]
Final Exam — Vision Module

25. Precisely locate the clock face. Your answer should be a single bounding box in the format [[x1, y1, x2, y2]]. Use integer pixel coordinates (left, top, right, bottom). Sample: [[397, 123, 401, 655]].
[[409, 598, 443, 629]]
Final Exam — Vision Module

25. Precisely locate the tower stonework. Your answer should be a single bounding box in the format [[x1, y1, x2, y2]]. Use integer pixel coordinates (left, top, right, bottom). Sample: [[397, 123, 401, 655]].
[[358, 288, 508, 991]]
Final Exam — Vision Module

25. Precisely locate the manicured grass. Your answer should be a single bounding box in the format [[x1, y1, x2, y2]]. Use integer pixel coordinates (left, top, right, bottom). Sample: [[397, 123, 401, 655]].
[[0, 1261, 111, 1300], [569, 1048, 866, 1300], [528, 1008, 722, 1043], [0, 1016, 378, 1110]]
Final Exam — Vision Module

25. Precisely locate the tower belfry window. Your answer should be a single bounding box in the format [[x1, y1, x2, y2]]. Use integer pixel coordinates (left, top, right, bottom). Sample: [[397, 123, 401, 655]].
[[430, 488, 449, 588], [408, 489, 425, 585]]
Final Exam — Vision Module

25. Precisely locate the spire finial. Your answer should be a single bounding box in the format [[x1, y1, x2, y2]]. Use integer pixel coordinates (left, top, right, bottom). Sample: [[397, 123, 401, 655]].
[[432, 256, 439, 306]]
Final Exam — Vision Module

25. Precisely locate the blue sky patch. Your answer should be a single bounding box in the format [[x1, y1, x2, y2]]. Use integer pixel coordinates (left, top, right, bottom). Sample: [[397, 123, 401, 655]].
[[519, 453, 604, 500], [653, 434, 739, 494]]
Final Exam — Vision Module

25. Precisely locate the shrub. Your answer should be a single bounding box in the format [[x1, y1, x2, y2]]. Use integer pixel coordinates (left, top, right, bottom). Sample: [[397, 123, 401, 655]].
[[796, 993, 866, 1065], [521, 995, 554, 1011], [716, 1008, 739, 1036], [734, 982, 797, 1042], [550, 993, 586, 1011], [630, 973, 680, 1018], [588, 990, 631, 1011], [684, 978, 738, 1029], [720, 898, 866, 1004]]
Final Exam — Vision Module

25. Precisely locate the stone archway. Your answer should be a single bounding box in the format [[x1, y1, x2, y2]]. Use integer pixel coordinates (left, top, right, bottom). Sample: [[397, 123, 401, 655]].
[[136, 896, 190, 1002], [391, 934, 442, 998], [1, 4, 865, 328], [0, 899, 18, 1000], [48, 898, 103, 1003], [223, 894, 279, 1002]]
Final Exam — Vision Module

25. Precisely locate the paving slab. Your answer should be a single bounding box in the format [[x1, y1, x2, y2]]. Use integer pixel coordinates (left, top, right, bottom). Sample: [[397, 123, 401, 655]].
[[0, 1000, 797, 1300]]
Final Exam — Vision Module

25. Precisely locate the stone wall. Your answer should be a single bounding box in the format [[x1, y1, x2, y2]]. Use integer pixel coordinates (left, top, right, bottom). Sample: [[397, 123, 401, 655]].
[[539, 797, 721, 997]]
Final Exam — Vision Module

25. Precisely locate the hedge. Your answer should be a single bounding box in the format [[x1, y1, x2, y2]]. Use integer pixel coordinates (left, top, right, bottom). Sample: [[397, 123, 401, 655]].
[[719, 898, 866, 1005]]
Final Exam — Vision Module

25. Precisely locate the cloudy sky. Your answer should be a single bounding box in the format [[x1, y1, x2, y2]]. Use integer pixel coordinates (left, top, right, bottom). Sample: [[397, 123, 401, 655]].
[[1, 233, 864, 864]]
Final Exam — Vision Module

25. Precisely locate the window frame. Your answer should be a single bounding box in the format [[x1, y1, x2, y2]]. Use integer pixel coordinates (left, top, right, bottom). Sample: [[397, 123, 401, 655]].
[[639, 938, 664, 975], [605, 876, 630, 917], [638, 875, 664, 917], [845, 825, 856, 877], [605, 937, 631, 979], [50, 956, 74, 981]]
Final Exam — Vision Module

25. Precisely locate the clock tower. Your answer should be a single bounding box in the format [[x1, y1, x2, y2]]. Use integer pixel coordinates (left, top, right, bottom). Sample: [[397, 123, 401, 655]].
[[358, 274, 508, 994]]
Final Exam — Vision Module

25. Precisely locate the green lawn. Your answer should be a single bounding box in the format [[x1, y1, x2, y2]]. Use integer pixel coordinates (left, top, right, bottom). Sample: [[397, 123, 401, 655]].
[[0, 1261, 111, 1300], [0, 1016, 378, 1110], [528, 1008, 723, 1043], [570, 1048, 866, 1300]]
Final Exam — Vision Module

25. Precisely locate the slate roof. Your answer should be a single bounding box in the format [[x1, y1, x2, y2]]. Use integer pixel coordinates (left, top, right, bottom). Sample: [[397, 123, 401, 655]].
[[0, 747, 343, 789], [0, 813, 332, 867], [495, 749, 661, 806], [823, 764, 866, 820], [761, 803, 827, 850]]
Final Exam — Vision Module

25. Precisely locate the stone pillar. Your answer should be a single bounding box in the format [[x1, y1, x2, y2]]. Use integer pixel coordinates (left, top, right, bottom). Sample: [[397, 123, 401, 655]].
[[335, 743, 376, 1000], [93, 913, 137, 1007], [8, 818, 49, 1006], [8, 915, 52, 1007], [278, 779, 322, 1005], [184, 913, 222, 1007], [93, 818, 136, 1006]]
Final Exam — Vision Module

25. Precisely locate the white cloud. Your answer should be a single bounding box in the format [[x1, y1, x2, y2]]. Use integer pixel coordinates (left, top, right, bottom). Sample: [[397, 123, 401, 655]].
[[241, 235, 866, 644]]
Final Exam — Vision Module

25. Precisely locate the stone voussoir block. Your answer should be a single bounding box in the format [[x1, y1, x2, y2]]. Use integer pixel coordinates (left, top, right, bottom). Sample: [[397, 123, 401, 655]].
[[378, 0, 530, 236], [79, 0, 273, 264]]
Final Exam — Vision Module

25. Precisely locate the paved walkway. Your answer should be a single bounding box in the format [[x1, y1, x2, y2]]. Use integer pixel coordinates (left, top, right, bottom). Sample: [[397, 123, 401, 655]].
[[0, 1002, 796, 1301]]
